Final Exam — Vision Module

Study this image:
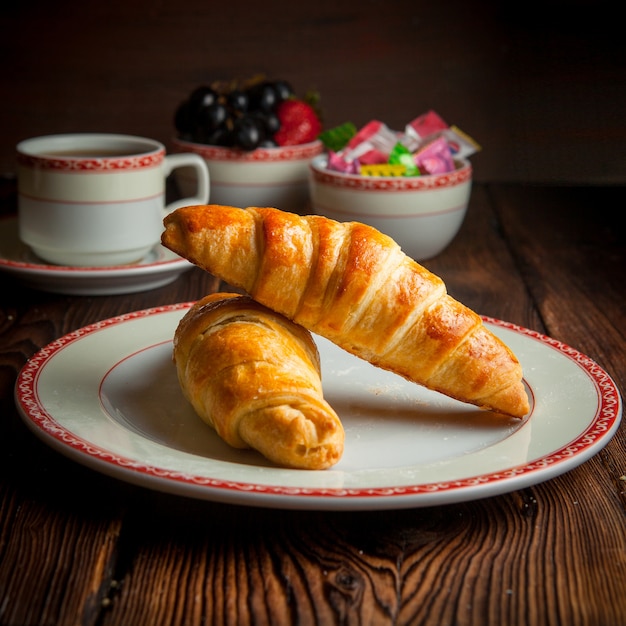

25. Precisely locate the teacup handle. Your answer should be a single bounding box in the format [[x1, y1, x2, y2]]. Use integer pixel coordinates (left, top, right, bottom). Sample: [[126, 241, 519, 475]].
[[162, 153, 210, 213]]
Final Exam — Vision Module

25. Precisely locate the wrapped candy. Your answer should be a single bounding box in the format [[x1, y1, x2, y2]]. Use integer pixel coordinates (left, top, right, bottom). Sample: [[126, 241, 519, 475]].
[[389, 143, 420, 176], [327, 150, 360, 174], [413, 137, 455, 175], [318, 122, 357, 152], [442, 125, 482, 159], [405, 110, 449, 146], [320, 111, 480, 177], [360, 164, 407, 176], [342, 120, 399, 164]]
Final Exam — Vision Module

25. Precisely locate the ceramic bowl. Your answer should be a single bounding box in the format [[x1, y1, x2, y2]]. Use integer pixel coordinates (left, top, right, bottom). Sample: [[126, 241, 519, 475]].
[[308, 154, 472, 261], [171, 138, 323, 212]]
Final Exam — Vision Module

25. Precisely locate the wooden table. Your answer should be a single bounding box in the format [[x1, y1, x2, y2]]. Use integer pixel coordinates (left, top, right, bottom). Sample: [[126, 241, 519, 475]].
[[0, 182, 624, 626]]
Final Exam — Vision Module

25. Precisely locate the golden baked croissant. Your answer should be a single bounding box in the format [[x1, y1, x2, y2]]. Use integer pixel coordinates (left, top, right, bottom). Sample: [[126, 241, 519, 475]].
[[163, 205, 530, 419], [173, 292, 344, 469]]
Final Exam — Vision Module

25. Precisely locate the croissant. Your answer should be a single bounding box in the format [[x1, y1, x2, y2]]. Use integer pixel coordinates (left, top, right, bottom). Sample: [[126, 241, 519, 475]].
[[173, 292, 344, 469], [163, 205, 530, 418]]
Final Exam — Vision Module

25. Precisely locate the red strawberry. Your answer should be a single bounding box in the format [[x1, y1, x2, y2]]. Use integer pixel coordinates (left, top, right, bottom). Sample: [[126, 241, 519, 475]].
[[274, 99, 322, 146]]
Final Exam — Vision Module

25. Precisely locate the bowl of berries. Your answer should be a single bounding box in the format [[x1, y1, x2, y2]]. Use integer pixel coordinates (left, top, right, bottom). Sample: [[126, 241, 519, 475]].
[[171, 77, 323, 212], [310, 114, 479, 261]]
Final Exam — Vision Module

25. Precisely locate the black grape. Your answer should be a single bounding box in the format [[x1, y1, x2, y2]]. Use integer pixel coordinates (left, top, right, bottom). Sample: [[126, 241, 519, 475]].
[[273, 80, 294, 102], [197, 102, 229, 133], [227, 89, 249, 114], [177, 78, 300, 150], [246, 82, 278, 113], [233, 115, 266, 151], [189, 86, 218, 111]]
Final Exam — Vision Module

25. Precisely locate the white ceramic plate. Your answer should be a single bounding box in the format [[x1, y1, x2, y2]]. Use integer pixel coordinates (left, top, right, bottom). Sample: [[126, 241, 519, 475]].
[[0, 217, 192, 295], [15, 303, 622, 510]]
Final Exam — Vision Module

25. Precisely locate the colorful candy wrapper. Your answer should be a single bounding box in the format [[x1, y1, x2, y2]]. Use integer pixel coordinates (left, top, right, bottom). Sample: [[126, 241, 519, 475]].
[[404, 110, 449, 149], [318, 122, 357, 152], [413, 136, 455, 174], [327, 150, 361, 174], [405, 111, 481, 160], [322, 111, 480, 177], [342, 120, 399, 164], [346, 120, 387, 148], [343, 142, 388, 165], [388, 143, 420, 176], [360, 164, 407, 176], [441, 125, 481, 159]]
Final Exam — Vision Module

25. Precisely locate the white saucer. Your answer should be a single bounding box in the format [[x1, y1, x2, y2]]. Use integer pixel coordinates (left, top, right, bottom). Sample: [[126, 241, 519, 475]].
[[14, 304, 623, 510], [0, 217, 192, 295]]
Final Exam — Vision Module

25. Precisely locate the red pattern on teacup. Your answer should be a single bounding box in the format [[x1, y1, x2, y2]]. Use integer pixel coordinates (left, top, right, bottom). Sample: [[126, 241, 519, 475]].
[[16, 151, 165, 171]]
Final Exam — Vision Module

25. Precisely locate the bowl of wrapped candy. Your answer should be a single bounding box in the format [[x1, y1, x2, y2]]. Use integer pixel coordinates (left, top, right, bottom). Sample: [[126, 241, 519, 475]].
[[172, 77, 323, 212], [309, 111, 480, 261]]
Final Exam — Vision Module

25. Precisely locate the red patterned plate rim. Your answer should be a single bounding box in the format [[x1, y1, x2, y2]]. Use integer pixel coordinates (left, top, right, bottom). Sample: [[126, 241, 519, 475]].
[[14, 304, 622, 510]]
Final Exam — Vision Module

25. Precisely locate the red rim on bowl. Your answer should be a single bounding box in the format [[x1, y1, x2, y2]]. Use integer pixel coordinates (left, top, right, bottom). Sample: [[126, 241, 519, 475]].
[[310, 155, 472, 191], [172, 138, 323, 163]]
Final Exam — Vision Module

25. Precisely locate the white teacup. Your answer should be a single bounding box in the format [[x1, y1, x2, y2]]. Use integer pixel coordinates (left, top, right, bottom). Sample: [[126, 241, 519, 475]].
[[16, 133, 210, 266]]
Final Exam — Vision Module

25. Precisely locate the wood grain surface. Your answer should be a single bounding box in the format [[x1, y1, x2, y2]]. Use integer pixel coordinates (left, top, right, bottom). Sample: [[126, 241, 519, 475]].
[[0, 181, 624, 625]]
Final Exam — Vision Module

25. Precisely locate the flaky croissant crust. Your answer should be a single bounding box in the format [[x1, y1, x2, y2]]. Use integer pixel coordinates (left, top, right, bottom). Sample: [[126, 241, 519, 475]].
[[164, 205, 530, 418], [174, 292, 344, 469]]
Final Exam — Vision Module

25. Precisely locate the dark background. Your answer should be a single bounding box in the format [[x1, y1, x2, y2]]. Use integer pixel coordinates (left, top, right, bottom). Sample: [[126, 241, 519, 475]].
[[1, 0, 623, 184]]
